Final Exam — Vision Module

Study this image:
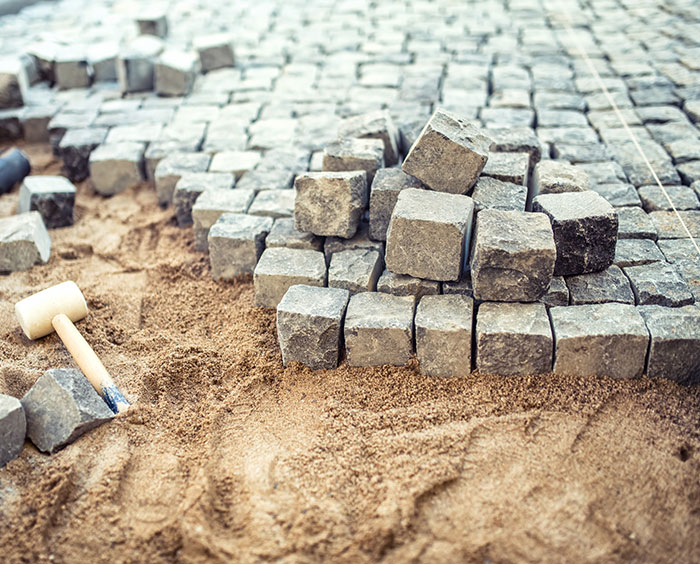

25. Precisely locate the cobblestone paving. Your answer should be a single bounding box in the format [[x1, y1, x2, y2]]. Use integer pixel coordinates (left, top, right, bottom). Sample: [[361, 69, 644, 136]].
[[1, 0, 700, 314]]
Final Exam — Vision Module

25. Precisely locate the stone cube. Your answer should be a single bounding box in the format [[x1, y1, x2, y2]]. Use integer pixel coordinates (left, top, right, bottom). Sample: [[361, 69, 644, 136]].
[[658, 239, 700, 264], [481, 152, 529, 186], [322, 137, 384, 183], [194, 34, 235, 72], [0, 58, 26, 109], [248, 189, 296, 219], [550, 303, 649, 379], [541, 276, 569, 307], [638, 185, 699, 212], [324, 222, 384, 263], [209, 151, 262, 179], [385, 188, 474, 281], [192, 188, 256, 251], [294, 171, 368, 238], [155, 152, 211, 207], [155, 50, 198, 96], [136, 10, 168, 37], [57, 127, 108, 182], [254, 248, 327, 308], [276, 285, 350, 370], [377, 269, 441, 299], [18, 176, 76, 229], [476, 302, 553, 376], [487, 127, 542, 171], [532, 160, 590, 196], [649, 211, 700, 240], [21, 368, 113, 453], [88, 41, 119, 82], [344, 292, 415, 367], [117, 36, 163, 93], [0, 395, 25, 468], [590, 183, 642, 208], [236, 169, 294, 192], [566, 265, 635, 305], [638, 306, 700, 384], [265, 217, 323, 251], [0, 212, 51, 272], [208, 213, 274, 280], [624, 262, 695, 307], [337, 110, 400, 166], [173, 172, 234, 227], [470, 177, 527, 212], [328, 249, 383, 295], [403, 108, 492, 194], [54, 47, 92, 90], [416, 294, 473, 378], [21, 106, 56, 143], [614, 239, 665, 268], [470, 210, 556, 302], [533, 191, 618, 276], [369, 168, 425, 241], [89, 142, 145, 196], [617, 207, 657, 240]]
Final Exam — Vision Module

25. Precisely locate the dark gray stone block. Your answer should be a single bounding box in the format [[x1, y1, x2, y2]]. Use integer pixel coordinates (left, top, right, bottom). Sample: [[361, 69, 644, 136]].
[[322, 137, 384, 184], [614, 239, 666, 268], [277, 285, 350, 370], [532, 191, 618, 276], [18, 176, 76, 229], [470, 177, 527, 212], [0, 395, 25, 468], [21, 368, 113, 454], [328, 249, 383, 295], [208, 213, 274, 280], [369, 168, 425, 241], [566, 266, 635, 305], [624, 262, 695, 307], [58, 127, 108, 182]]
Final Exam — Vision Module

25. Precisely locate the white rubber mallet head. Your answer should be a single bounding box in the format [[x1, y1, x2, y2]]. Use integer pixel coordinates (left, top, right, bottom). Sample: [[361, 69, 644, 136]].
[[15, 281, 88, 340], [15, 281, 129, 414]]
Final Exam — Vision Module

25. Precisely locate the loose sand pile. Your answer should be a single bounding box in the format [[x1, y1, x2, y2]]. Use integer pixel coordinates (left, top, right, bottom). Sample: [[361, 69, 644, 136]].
[[0, 144, 699, 563]]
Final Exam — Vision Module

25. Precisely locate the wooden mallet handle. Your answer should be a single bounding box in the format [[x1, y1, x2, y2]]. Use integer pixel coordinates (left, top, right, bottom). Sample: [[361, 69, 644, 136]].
[[52, 313, 130, 414]]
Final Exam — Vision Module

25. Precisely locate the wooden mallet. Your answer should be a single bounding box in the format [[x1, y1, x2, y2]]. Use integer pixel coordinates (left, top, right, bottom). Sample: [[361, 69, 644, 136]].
[[15, 281, 130, 414]]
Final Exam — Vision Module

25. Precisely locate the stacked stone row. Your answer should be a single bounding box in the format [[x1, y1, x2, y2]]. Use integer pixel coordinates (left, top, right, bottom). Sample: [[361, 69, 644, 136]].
[[200, 107, 699, 383]]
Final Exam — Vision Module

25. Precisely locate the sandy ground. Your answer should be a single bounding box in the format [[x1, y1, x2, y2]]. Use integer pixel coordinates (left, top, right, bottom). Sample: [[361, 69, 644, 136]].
[[0, 144, 699, 564]]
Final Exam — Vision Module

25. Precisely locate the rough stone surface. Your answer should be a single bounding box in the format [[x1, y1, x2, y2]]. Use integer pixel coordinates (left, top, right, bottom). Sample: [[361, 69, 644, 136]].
[[338, 110, 400, 166], [487, 127, 541, 170], [624, 262, 695, 307], [638, 305, 700, 384], [173, 172, 235, 227], [533, 191, 618, 276], [533, 160, 590, 195], [376, 269, 441, 299], [566, 265, 635, 305], [481, 152, 529, 186], [649, 211, 700, 239], [590, 183, 642, 208], [328, 249, 383, 295], [550, 303, 649, 379], [18, 176, 76, 229], [0, 395, 25, 468], [476, 302, 553, 377], [192, 188, 256, 251], [155, 50, 198, 97], [254, 247, 327, 308], [194, 34, 235, 72], [294, 171, 368, 238], [638, 185, 699, 212], [155, 152, 211, 207], [276, 285, 350, 370], [657, 238, 700, 264], [248, 189, 296, 219], [0, 212, 51, 272], [617, 207, 658, 240], [369, 167, 425, 241], [322, 137, 384, 183], [442, 275, 474, 297], [265, 217, 324, 251], [324, 222, 384, 263], [402, 108, 492, 194], [541, 276, 569, 307], [21, 368, 113, 454], [470, 177, 526, 212], [344, 292, 415, 367], [385, 188, 474, 282], [117, 36, 163, 93], [415, 294, 473, 378], [89, 142, 145, 196], [471, 210, 556, 302], [614, 239, 666, 268], [208, 213, 274, 280], [57, 127, 108, 182]]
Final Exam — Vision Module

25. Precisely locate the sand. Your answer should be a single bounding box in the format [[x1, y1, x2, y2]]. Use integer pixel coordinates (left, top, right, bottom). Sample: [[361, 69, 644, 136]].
[[0, 144, 699, 564]]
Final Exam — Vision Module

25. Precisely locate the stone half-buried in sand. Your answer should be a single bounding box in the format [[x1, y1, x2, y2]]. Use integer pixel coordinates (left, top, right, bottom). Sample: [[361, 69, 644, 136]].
[[402, 108, 492, 194]]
